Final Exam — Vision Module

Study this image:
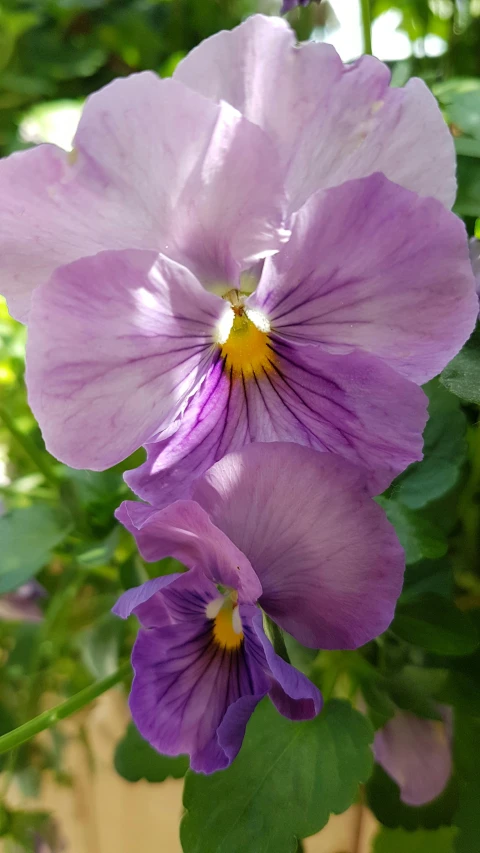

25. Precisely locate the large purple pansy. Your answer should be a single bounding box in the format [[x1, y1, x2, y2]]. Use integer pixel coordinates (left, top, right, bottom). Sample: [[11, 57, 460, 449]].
[[0, 19, 474, 498]]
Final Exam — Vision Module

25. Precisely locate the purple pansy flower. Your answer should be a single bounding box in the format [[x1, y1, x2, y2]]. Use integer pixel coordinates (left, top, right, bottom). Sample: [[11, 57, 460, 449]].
[[374, 707, 453, 806], [0, 17, 475, 501], [113, 443, 405, 772]]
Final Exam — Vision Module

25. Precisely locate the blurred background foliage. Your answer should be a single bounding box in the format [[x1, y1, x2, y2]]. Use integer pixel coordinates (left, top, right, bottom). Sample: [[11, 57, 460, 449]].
[[2, 1, 480, 852]]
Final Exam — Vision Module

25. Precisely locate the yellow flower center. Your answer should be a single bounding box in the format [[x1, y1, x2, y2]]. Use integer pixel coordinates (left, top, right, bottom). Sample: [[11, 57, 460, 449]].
[[212, 603, 243, 650], [220, 307, 273, 380]]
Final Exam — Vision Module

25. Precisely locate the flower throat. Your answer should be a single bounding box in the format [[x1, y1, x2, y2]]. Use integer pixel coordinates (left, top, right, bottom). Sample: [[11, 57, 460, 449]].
[[219, 296, 273, 380]]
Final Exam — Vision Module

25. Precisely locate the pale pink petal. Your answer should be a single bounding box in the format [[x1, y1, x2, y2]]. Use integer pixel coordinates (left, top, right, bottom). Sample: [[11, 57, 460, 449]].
[[175, 14, 456, 212]]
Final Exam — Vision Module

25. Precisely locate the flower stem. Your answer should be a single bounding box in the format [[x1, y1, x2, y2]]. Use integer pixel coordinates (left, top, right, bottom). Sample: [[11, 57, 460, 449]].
[[0, 662, 131, 755], [360, 0, 373, 55], [0, 404, 59, 487]]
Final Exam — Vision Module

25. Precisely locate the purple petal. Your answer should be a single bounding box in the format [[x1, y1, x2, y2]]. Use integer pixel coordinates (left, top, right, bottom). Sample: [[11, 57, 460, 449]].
[[26, 249, 222, 469], [469, 237, 480, 306], [129, 606, 268, 774], [0, 74, 286, 322], [128, 339, 427, 503], [374, 709, 452, 806], [192, 443, 405, 649], [250, 174, 477, 385], [112, 574, 181, 627], [175, 15, 455, 212], [251, 610, 321, 720], [115, 499, 262, 602]]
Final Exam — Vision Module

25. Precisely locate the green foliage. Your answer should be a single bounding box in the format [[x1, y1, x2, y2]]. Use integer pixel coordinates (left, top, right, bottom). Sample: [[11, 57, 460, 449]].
[[181, 700, 373, 853], [373, 826, 456, 853], [441, 326, 480, 405], [453, 713, 480, 852], [0, 505, 72, 593], [391, 595, 479, 656], [114, 723, 189, 783]]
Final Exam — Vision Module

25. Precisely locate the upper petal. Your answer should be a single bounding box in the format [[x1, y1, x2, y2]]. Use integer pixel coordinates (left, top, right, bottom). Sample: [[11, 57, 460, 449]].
[[116, 499, 262, 603], [250, 174, 477, 385], [0, 73, 286, 321], [175, 15, 456, 212], [192, 443, 406, 649], [26, 249, 222, 470]]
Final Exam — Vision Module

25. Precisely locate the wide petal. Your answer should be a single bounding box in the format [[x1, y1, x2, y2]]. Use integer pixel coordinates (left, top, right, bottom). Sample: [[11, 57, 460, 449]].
[[250, 174, 477, 385], [129, 585, 269, 774], [127, 341, 427, 503], [192, 443, 405, 649], [0, 73, 286, 321], [116, 499, 262, 603], [175, 15, 455, 212], [26, 249, 223, 470], [374, 710, 452, 806]]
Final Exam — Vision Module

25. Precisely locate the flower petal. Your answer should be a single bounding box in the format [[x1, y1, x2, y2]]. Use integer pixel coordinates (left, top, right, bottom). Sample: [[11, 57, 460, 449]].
[[251, 610, 321, 719], [112, 574, 181, 628], [0, 73, 286, 321], [115, 499, 262, 602], [175, 15, 455, 212], [250, 174, 477, 385], [192, 443, 405, 649], [127, 342, 427, 503], [374, 710, 452, 806], [26, 249, 222, 470]]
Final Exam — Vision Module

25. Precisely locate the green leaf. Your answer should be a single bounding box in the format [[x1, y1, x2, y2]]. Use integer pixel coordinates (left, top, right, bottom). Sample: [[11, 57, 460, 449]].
[[0, 505, 72, 593], [391, 595, 479, 656], [377, 499, 447, 564], [441, 326, 480, 405], [395, 381, 467, 510], [181, 699, 373, 853], [114, 723, 188, 783], [373, 827, 456, 853], [453, 713, 480, 852]]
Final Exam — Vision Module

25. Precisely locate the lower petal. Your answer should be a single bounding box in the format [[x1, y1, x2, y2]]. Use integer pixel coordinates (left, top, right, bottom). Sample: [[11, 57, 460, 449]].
[[127, 338, 427, 505]]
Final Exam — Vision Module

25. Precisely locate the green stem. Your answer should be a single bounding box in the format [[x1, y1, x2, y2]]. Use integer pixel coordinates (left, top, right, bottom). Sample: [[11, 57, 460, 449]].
[[360, 0, 373, 55], [0, 404, 59, 487], [264, 614, 290, 664], [0, 662, 130, 756]]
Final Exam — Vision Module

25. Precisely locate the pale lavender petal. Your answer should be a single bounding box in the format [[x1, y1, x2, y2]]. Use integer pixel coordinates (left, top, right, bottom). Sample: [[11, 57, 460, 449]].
[[0, 581, 45, 623], [374, 709, 452, 806], [175, 15, 455, 212], [127, 341, 427, 503], [26, 249, 222, 470], [0, 74, 286, 321], [115, 499, 262, 602], [193, 443, 405, 649], [251, 610, 321, 719], [250, 175, 477, 385]]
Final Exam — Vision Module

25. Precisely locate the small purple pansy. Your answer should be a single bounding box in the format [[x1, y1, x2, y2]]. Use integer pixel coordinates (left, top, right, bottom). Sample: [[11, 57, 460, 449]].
[[113, 444, 405, 772]]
